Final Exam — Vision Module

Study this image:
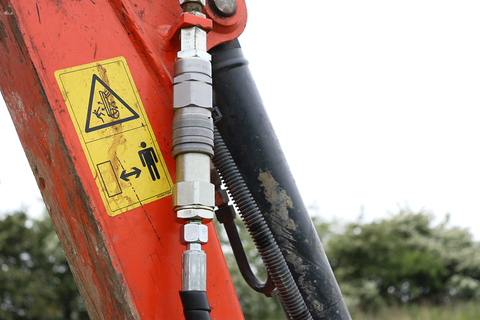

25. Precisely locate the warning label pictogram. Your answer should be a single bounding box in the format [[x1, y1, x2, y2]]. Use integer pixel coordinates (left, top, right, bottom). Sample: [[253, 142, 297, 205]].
[[55, 57, 173, 216], [85, 74, 140, 132]]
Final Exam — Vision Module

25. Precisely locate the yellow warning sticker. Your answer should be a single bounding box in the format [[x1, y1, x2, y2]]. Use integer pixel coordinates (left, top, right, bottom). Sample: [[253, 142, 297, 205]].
[[55, 57, 173, 216]]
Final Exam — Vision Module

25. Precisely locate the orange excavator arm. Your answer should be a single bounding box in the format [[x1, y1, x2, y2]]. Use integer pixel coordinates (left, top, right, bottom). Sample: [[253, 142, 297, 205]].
[[0, 0, 245, 318], [0, 0, 352, 319]]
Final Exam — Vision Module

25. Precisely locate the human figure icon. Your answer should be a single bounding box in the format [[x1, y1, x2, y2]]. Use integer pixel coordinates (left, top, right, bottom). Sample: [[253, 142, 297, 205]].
[[92, 106, 105, 123], [138, 141, 160, 181]]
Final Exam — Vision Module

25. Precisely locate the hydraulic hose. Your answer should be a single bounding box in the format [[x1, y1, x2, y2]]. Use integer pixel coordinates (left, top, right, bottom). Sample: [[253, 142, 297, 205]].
[[213, 127, 312, 320], [216, 204, 277, 296], [179, 291, 212, 320], [210, 39, 352, 320]]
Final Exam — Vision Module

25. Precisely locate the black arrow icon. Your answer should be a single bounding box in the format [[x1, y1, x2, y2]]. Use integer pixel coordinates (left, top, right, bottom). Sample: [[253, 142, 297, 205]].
[[120, 167, 141, 182]]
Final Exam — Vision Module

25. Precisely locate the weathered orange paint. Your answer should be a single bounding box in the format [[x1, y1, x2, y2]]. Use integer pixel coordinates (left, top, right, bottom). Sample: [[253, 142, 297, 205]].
[[0, 0, 246, 319], [168, 13, 214, 42]]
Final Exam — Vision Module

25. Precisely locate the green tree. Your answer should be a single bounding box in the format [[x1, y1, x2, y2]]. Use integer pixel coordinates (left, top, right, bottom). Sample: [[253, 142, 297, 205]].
[[326, 208, 480, 310], [0, 211, 88, 320]]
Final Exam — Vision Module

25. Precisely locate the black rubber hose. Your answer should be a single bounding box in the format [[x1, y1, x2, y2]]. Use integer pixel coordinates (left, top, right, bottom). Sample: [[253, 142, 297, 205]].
[[213, 127, 312, 320], [216, 203, 277, 296], [179, 291, 211, 320]]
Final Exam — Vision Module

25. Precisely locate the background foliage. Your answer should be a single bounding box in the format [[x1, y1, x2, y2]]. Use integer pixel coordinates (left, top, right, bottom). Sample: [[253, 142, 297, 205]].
[[214, 219, 287, 320], [325, 208, 480, 311], [218, 207, 480, 319], [0, 207, 479, 319], [0, 211, 87, 320]]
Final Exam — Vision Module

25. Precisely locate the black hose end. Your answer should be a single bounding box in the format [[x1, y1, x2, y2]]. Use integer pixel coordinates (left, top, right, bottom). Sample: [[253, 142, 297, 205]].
[[180, 291, 212, 320], [215, 204, 236, 224], [183, 310, 212, 320]]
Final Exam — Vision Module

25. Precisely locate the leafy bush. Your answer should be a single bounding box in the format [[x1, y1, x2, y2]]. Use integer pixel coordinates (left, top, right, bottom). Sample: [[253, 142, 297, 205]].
[[0, 211, 88, 320], [3, 206, 478, 319], [325, 208, 480, 310], [351, 301, 480, 320]]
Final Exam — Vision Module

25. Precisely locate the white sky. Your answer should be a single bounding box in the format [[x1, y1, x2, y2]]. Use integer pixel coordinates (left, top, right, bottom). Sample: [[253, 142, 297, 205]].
[[1, 0, 480, 238], [238, 0, 480, 237]]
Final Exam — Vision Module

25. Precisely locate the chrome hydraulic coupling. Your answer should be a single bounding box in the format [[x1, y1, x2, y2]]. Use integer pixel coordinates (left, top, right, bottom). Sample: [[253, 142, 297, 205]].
[[172, 0, 214, 302]]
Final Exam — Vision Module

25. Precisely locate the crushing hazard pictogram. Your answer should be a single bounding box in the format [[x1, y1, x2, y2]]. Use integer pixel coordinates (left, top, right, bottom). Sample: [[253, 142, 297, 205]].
[[54, 57, 173, 217], [85, 74, 140, 132]]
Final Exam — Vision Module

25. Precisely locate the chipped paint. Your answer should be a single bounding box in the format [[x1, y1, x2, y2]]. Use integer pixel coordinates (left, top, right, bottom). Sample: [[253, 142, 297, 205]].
[[0, 19, 9, 53]]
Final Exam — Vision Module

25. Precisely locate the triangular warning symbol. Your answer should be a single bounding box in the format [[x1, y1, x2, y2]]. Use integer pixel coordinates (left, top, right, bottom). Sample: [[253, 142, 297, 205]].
[[85, 74, 140, 133]]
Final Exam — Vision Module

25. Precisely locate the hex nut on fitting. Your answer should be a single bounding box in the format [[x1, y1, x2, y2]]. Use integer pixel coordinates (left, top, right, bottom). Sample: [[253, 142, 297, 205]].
[[177, 208, 214, 220], [173, 79, 212, 109], [173, 181, 215, 208], [178, 27, 210, 60], [180, 27, 207, 53], [182, 223, 208, 244]]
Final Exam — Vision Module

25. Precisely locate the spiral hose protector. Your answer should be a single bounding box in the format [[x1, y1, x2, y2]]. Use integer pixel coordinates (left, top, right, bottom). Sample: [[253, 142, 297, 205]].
[[213, 127, 313, 320]]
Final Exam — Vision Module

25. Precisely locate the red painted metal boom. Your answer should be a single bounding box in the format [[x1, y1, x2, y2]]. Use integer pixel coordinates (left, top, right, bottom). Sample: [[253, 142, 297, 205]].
[[0, 0, 246, 318]]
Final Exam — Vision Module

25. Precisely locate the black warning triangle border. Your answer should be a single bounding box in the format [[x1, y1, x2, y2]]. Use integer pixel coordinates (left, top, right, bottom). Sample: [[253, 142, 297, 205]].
[[85, 74, 140, 133]]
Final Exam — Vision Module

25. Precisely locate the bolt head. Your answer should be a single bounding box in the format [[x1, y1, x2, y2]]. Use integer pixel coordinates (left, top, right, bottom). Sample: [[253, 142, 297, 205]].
[[212, 0, 236, 16]]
